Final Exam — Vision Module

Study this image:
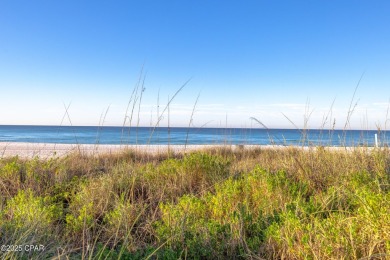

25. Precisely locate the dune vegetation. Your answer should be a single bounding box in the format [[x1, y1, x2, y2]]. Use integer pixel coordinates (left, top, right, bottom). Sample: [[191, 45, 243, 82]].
[[0, 146, 389, 259]]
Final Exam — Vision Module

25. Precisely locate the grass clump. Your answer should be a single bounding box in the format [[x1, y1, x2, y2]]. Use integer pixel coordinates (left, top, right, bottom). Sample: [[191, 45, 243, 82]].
[[0, 189, 62, 259], [0, 147, 389, 259]]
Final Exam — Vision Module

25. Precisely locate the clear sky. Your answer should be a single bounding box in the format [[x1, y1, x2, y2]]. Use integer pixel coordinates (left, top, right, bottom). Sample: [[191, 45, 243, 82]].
[[1, 1, 390, 129]]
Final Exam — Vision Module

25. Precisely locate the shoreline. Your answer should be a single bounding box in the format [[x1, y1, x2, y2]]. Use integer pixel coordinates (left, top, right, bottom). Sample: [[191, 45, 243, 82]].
[[0, 142, 378, 159], [0, 142, 293, 158], [0, 142, 251, 158]]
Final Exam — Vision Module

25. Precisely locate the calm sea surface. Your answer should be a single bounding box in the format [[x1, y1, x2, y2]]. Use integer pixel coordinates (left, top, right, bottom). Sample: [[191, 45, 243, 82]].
[[0, 125, 388, 147]]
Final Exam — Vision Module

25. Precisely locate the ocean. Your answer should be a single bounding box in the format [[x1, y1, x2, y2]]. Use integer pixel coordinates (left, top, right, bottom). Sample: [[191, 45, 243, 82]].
[[0, 125, 388, 147]]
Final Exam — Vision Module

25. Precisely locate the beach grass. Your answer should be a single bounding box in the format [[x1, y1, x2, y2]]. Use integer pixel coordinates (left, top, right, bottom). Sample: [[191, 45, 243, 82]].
[[0, 145, 389, 259]]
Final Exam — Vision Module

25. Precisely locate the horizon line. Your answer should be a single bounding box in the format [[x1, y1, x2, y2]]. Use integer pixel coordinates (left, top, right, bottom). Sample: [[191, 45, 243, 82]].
[[0, 124, 387, 132]]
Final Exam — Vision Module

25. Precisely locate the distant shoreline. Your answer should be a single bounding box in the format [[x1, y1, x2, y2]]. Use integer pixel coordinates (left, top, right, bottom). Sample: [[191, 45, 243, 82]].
[[0, 124, 388, 131]]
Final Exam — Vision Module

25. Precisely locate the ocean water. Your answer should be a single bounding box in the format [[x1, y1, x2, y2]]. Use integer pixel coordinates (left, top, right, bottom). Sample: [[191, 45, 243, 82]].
[[0, 125, 388, 147]]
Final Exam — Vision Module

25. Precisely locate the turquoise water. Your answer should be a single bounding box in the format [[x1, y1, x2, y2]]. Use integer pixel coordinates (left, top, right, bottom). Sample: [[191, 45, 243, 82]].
[[0, 125, 388, 147]]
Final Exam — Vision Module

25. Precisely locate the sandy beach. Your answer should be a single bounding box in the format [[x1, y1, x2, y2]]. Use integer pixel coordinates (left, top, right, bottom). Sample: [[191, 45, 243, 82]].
[[0, 142, 369, 159], [0, 142, 261, 158]]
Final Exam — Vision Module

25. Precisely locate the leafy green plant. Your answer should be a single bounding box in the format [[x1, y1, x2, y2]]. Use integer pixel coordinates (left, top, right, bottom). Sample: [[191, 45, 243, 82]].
[[3, 189, 61, 230]]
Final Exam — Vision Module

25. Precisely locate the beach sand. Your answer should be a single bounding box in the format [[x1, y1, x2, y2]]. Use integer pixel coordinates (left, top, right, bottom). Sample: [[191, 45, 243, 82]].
[[0, 142, 370, 159], [0, 142, 258, 158]]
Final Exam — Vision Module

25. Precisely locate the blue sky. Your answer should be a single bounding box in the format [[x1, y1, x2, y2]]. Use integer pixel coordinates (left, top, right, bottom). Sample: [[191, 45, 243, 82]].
[[1, 1, 390, 129]]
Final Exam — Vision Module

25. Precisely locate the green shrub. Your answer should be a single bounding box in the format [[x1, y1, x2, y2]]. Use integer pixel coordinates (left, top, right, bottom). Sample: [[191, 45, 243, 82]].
[[65, 177, 113, 235], [0, 160, 21, 178], [156, 195, 228, 258], [265, 176, 390, 259], [155, 166, 309, 258], [103, 196, 142, 250], [135, 152, 231, 203], [0, 159, 22, 194], [3, 189, 61, 230]]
